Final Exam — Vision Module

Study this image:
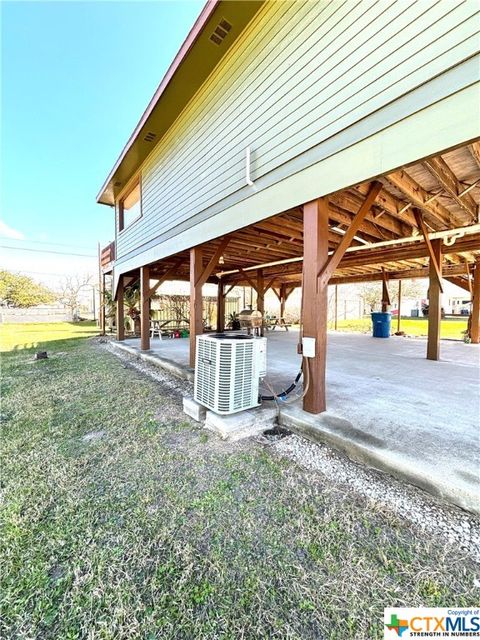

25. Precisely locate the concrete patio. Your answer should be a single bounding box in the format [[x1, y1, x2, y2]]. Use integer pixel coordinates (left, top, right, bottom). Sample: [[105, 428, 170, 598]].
[[115, 330, 480, 514]]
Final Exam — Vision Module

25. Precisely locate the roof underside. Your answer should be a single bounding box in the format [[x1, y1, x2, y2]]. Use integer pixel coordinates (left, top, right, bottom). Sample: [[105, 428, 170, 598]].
[[118, 141, 480, 292]]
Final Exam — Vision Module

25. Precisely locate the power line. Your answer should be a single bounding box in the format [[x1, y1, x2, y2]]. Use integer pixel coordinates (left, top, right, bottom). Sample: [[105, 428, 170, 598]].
[[0, 237, 96, 250], [0, 246, 96, 258]]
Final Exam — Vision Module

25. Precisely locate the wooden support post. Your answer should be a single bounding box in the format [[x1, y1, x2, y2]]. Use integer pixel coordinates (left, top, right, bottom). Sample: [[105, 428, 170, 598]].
[[303, 198, 329, 414], [257, 269, 265, 336], [217, 279, 225, 333], [397, 280, 402, 334], [140, 265, 150, 351], [190, 247, 203, 368], [280, 283, 286, 322], [334, 285, 338, 330], [99, 272, 106, 336], [381, 269, 390, 312], [116, 275, 125, 341], [471, 259, 480, 344], [427, 238, 442, 361]]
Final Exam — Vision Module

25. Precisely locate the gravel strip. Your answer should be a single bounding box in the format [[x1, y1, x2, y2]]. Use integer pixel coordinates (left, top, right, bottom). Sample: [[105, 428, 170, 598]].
[[103, 339, 193, 397], [271, 433, 480, 562]]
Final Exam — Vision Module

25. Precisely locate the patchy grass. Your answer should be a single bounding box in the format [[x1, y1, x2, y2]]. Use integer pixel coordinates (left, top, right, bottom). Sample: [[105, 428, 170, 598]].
[[0, 321, 98, 352], [329, 316, 468, 340], [1, 327, 477, 639]]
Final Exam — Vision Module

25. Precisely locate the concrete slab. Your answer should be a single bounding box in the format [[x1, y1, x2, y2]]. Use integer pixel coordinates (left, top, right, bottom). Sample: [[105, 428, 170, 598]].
[[112, 331, 480, 513]]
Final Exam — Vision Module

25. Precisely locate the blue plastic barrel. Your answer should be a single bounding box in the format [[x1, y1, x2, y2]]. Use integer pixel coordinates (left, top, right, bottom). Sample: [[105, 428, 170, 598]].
[[371, 312, 391, 338]]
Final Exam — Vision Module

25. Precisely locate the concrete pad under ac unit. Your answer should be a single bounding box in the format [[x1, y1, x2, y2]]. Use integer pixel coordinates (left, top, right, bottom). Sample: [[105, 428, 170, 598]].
[[204, 406, 277, 441]]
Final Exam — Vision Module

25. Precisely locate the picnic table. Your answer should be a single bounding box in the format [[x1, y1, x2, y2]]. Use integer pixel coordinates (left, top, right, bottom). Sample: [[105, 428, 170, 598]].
[[264, 316, 291, 331], [150, 318, 189, 338]]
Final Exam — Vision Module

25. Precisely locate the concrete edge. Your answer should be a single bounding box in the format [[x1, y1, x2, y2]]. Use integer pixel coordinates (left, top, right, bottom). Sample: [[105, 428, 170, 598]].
[[110, 342, 195, 382], [278, 405, 480, 516]]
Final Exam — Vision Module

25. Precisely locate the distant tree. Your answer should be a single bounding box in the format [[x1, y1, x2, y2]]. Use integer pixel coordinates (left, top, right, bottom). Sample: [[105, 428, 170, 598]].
[[58, 274, 92, 320], [358, 279, 425, 313], [0, 270, 56, 307], [358, 282, 382, 312]]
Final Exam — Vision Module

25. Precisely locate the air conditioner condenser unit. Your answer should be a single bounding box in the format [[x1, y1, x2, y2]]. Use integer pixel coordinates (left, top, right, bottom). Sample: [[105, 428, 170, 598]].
[[194, 334, 267, 415]]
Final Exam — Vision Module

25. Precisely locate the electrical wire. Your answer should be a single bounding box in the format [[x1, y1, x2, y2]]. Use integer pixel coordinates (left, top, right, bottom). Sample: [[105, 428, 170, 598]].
[[0, 246, 96, 258]]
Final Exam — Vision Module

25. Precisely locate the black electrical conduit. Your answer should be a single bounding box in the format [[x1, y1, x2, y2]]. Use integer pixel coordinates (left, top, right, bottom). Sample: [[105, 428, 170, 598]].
[[260, 369, 303, 401]]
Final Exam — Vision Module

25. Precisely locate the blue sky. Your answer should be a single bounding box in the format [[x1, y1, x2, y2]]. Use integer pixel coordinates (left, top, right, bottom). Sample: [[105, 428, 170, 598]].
[[1, 0, 203, 281]]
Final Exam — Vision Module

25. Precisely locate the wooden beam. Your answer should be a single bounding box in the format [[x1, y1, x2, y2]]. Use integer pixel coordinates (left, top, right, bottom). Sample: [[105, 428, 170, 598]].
[[116, 275, 125, 341], [317, 182, 383, 286], [445, 276, 471, 293], [196, 237, 231, 288], [303, 198, 329, 414], [427, 239, 442, 361], [140, 265, 150, 351], [423, 156, 477, 223], [413, 210, 443, 293], [386, 169, 454, 227], [190, 247, 203, 368], [471, 259, 480, 344]]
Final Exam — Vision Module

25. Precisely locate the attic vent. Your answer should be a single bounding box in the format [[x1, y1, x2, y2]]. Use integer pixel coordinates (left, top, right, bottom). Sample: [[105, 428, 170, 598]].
[[144, 131, 157, 142], [210, 18, 232, 45], [219, 19, 232, 32]]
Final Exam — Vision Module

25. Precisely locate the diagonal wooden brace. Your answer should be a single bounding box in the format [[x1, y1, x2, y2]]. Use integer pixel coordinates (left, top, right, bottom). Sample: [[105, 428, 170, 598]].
[[413, 210, 443, 293], [195, 236, 231, 288], [148, 258, 184, 298], [317, 181, 383, 288]]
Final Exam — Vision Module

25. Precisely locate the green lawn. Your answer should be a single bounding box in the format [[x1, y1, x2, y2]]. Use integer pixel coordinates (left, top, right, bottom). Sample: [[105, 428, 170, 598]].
[[328, 316, 468, 340], [1, 324, 477, 639], [0, 321, 98, 352]]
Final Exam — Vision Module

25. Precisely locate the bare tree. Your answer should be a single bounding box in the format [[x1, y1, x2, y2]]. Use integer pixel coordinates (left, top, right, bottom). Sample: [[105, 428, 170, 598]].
[[58, 274, 93, 320]]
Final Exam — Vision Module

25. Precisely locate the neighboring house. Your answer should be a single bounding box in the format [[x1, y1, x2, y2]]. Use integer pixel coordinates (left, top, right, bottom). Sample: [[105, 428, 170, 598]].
[[97, 0, 480, 414]]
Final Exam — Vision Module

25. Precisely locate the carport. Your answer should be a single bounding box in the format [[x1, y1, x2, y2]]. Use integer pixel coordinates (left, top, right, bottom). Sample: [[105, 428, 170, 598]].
[[105, 141, 480, 415]]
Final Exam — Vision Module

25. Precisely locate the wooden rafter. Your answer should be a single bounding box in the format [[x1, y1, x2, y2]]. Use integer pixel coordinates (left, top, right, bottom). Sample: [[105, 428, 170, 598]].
[[423, 156, 477, 222], [386, 169, 454, 227]]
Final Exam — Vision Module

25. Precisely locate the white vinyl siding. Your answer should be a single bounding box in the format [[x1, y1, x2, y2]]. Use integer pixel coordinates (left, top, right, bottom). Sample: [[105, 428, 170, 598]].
[[116, 0, 480, 260]]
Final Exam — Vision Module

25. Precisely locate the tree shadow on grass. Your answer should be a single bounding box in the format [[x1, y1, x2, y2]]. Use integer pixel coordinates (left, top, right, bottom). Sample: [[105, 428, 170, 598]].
[[1, 321, 99, 354]]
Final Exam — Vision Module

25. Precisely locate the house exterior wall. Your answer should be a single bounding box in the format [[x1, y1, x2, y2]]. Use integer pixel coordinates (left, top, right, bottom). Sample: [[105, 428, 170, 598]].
[[114, 0, 480, 276]]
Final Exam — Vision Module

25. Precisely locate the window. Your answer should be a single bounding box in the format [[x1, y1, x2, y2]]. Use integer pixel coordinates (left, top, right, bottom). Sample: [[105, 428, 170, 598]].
[[119, 180, 141, 231]]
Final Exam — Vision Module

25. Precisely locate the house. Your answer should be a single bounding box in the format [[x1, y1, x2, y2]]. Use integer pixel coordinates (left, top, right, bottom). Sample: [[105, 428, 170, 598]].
[[97, 0, 480, 415]]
